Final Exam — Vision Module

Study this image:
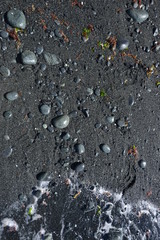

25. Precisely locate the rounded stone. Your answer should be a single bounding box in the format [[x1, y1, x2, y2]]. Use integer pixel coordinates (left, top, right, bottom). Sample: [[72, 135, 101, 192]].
[[40, 63, 47, 71], [117, 119, 126, 128], [74, 143, 85, 154], [21, 50, 37, 65], [3, 110, 12, 119], [138, 159, 146, 169], [43, 52, 61, 65], [54, 29, 63, 38], [117, 39, 129, 51], [0, 66, 10, 77], [5, 91, 19, 101], [0, 30, 9, 39], [71, 162, 85, 172], [126, 8, 149, 23], [106, 116, 115, 124], [52, 114, 70, 129], [2, 146, 13, 158], [40, 104, 51, 115], [7, 9, 26, 29], [36, 45, 44, 55], [32, 189, 41, 198], [100, 144, 111, 153], [128, 94, 134, 106]]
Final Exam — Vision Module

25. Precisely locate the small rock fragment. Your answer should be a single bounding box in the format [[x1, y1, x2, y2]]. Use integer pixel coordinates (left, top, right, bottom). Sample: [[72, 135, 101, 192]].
[[43, 52, 61, 65], [75, 143, 85, 154], [100, 144, 111, 153], [106, 116, 115, 124], [2, 146, 13, 158], [0, 66, 10, 77], [138, 159, 146, 169], [3, 111, 12, 119], [71, 162, 85, 172], [52, 114, 70, 129], [39, 104, 51, 115], [117, 38, 129, 51]]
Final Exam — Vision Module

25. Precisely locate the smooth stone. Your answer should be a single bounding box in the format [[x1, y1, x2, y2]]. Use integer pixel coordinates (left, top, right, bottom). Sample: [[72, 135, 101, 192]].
[[3, 110, 12, 119], [94, 88, 100, 96], [117, 39, 129, 51], [138, 159, 146, 169], [21, 50, 37, 65], [71, 162, 85, 172], [5, 91, 19, 101], [69, 110, 78, 118], [0, 66, 10, 77], [61, 132, 71, 141], [18, 194, 27, 202], [74, 143, 85, 154], [43, 52, 61, 65], [52, 114, 70, 129], [117, 119, 126, 128], [36, 172, 48, 181], [1, 42, 7, 51], [126, 8, 149, 23], [2, 146, 13, 158], [0, 30, 9, 39], [7, 9, 26, 29], [40, 63, 47, 71], [44, 234, 53, 240], [36, 45, 44, 55], [106, 116, 115, 124], [153, 27, 158, 37], [100, 144, 111, 153], [40, 104, 51, 115], [128, 95, 134, 106]]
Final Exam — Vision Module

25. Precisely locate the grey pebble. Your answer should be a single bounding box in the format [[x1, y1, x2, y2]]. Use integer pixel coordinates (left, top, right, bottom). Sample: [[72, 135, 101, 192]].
[[32, 189, 41, 198], [106, 116, 115, 124], [5, 91, 19, 101], [100, 144, 111, 153], [153, 27, 158, 37], [2, 146, 13, 158], [47, 125, 54, 133], [52, 114, 70, 129], [7, 9, 26, 29], [0, 66, 10, 77], [117, 38, 129, 51], [1, 42, 7, 51], [86, 88, 93, 96], [94, 88, 100, 96], [126, 8, 149, 23], [117, 119, 126, 128], [138, 159, 146, 169], [21, 50, 37, 65], [71, 162, 85, 172], [69, 110, 78, 118], [61, 132, 71, 141], [104, 229, 123, 240], [40, 104, 51, 115], [4, 135, 10, 141], [3, 110, 12, 119], [74, 76, 81, 83], [95, 123, 101, 128], [36, 45, 44, 55], [43, 52, 61, 65], [0, 30, 9, 39], [75, 143, 85, 154], [40, 63, 47, 71], [129, 94, 134, 106]]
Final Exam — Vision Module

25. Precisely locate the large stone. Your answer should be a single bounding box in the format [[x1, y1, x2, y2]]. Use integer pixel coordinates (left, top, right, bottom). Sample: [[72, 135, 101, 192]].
[[43, 52, 61, 65], [7, 9, 26, 29], [21, 50, 37, 65], [52, 115, 70, 129], [126, 8, 149, 23]]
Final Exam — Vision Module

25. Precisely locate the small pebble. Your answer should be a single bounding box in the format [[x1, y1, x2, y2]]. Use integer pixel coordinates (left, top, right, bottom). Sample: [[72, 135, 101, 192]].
[[40, 63, 47, 71], [117, 119, 126, 128], [21, 50, 37, 65], [3, 110, 12, 119], [52, 114, 70, 129], [153, 27, 158, 37], [69, 110, 78, 118], [61, 132, 71, 141], [2, 146, 13, 158], [0, 30, 9, 39], [32, 189, 41, 198], [106, 116, 114, 124], [94, 88, 100, 96], [117, 38, 129, 51], [138, 159, 146, 169], [40, 104, 51, 115], [36, 172, 48, 181], [5, 91, 19, 101], [74, 143, 85, 154], [0, 66, 10, 77], [43, 52, 61, 65], [54, 29, 63, 38], [71, 162, 85, 172], [100, 144, 111, 153], [36, 45, 44, 55], [129, 94, 134, 106]]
